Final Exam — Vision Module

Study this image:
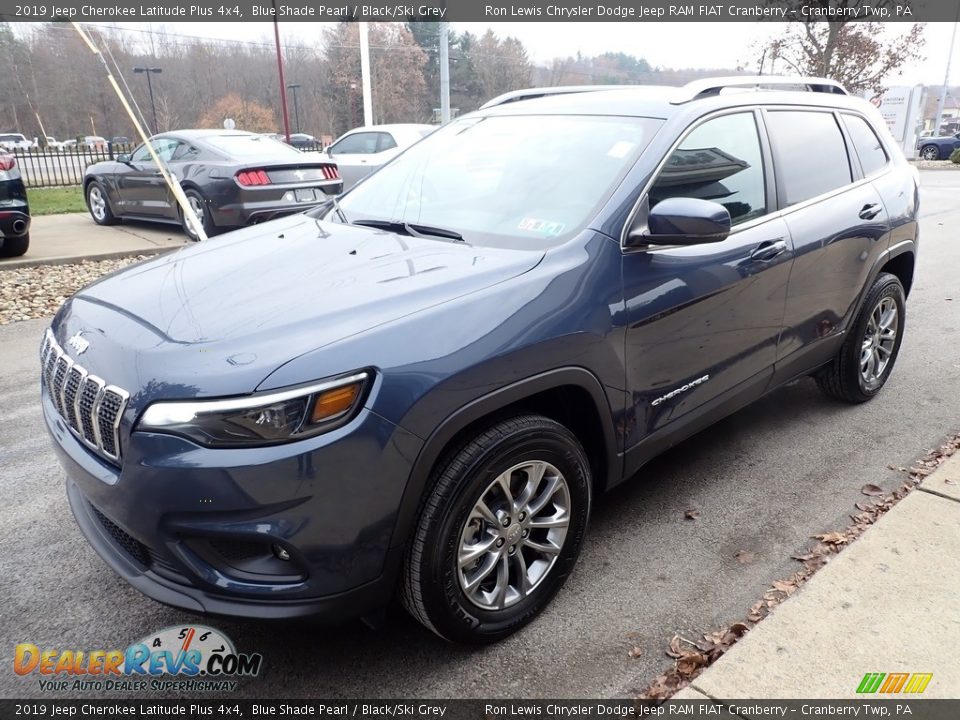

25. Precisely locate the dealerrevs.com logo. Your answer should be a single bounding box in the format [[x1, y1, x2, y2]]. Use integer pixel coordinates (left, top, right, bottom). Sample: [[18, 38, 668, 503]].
[[14, 625, 263, 692]]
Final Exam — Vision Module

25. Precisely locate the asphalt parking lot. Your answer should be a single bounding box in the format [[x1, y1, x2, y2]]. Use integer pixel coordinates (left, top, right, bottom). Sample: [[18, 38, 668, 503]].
[[1, 170, 958, 700]]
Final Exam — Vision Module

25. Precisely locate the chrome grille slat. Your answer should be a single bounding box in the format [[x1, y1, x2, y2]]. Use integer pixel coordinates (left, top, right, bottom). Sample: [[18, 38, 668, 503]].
[[41, 330, 129, 463]]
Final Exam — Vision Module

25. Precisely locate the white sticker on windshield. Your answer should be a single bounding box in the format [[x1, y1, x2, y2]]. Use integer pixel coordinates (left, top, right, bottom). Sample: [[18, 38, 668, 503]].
[[607, 141, 635, 159], [518, 218, 566, 236]]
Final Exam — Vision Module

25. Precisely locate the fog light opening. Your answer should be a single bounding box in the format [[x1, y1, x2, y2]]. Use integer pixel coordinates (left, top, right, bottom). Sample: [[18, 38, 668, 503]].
[[272, 544, 291, 561]]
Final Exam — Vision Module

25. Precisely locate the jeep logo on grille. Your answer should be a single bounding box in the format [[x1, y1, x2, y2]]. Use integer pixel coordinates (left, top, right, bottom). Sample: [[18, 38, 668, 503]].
[[66, 332, 90, 355]]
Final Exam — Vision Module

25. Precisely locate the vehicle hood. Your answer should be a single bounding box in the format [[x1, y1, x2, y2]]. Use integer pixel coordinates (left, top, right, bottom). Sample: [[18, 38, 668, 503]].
[[63, 214, 543, 397]]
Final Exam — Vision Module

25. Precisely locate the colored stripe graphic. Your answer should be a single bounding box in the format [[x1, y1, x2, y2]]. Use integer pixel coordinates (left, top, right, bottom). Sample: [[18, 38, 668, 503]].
[[903, 673, 933, 694], [857, 673, 886, 693], [880, 673, 909, 693]]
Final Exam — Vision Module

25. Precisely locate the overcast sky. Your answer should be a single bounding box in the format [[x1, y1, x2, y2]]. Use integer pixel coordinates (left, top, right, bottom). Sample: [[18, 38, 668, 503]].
[[87, 21, 955, 87]]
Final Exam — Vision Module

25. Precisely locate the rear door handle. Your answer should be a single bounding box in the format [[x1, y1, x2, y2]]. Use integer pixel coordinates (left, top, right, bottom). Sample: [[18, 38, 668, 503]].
[[750, 239, 787, 262], [859, 203, 883, 220]]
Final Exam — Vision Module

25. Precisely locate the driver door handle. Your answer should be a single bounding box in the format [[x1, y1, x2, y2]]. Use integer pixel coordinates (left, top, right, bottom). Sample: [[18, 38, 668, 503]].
[[859, 203, 883, 220], [750, 239, 787, 262]]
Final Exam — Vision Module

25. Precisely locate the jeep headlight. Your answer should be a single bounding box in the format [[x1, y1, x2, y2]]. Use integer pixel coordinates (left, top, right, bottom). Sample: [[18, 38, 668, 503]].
[[137, 372, 369, 447]]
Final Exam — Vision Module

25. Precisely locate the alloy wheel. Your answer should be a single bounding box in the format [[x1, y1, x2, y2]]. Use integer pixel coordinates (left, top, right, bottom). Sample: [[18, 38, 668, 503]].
[[860, 296, 898, 389], [457, 460, 570, 611], [921, 146, 939, 160], [88, 186, 106, 221]]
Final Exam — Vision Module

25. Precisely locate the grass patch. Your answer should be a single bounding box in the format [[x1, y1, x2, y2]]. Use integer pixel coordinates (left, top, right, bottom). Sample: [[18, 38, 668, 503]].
[[27, 186, 86, 216]]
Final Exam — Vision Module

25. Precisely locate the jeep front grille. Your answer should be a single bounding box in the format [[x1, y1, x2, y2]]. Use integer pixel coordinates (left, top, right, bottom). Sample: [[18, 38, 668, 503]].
[[41, 329, 129, 463]]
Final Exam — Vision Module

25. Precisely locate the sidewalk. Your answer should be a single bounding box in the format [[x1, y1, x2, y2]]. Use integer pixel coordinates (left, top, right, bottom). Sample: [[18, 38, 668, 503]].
[[2, 213, 185, 269], [674, 452, 960, 701]]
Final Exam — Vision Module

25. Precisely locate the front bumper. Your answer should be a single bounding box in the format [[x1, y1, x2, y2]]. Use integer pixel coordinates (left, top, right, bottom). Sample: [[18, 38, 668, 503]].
[[43, 389, 422, 620]]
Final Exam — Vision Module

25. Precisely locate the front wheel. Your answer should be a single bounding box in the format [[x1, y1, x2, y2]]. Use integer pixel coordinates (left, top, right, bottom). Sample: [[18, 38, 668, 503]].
[[920, 145, 941, 161], [400, 415, 592, 644], [816, 272, 906, 403], [86, 181, 118, 226]]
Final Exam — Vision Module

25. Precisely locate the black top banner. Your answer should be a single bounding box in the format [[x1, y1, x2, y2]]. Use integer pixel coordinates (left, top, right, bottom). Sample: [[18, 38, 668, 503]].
[[0, 0, 950, 22]]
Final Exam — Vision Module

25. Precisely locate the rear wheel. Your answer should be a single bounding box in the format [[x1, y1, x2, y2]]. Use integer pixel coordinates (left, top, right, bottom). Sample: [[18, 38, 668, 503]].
[[400, 415, 591, 644], [816, 272, 906, 403], [920, 145, 941, 161], [86, 181, 117, 225], [180, 189, 216, 241], [0, 233, 29, 258]]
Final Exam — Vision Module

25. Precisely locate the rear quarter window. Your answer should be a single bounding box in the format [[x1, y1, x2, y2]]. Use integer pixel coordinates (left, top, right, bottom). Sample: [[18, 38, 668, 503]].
[[841, 114, 889, 176], [765, 110, 852, 207]]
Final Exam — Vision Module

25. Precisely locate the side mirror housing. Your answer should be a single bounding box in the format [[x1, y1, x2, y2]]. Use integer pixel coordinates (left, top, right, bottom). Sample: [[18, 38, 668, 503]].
[[629, 197, 732, 246], [117, 153, 132, 164]]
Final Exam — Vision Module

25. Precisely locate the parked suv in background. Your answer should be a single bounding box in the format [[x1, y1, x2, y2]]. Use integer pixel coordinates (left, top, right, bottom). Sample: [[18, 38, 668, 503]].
[[0, 153, 30, 257], [42, 77, 918, 644], [0, 133, 32, 151], [917, 130, 960, 160]]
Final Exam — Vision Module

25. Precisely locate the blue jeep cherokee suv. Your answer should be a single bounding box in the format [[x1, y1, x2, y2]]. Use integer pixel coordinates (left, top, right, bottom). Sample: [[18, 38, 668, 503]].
[[42, 77, 918, 643]]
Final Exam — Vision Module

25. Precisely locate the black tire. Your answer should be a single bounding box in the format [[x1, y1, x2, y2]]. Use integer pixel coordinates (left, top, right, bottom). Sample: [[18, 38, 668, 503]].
[[85, 181, 118, 226], [0, 233, 29, 258], [920, 145, 941, 161], [400, 414, 592, 644], [180, 189, 217, 241], [816, 272, 906, 403]]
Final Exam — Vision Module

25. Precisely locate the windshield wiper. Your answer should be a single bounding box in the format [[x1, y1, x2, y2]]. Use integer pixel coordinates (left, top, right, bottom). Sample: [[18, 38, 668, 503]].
[[351, 219, 464, 242]]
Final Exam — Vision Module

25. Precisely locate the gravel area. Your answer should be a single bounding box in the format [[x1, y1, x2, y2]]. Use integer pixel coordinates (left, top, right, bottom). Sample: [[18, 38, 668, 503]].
[[912, 159, 959, 169], [0, 256, 150, 325]]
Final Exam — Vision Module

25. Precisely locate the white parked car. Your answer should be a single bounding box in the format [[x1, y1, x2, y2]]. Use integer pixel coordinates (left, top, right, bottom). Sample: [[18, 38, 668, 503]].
[[0, 133, 33, 151], [325, 123, 434, 190]]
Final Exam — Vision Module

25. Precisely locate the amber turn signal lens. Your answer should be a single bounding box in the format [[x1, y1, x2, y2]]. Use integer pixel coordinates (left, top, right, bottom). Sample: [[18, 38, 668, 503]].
[[310, 383, 360, 424]]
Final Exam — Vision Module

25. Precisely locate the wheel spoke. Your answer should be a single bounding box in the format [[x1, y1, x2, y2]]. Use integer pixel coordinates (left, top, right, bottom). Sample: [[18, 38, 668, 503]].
[[472, 498, 499, 526], [463, 552, 500, 592], [511, 551, 532, 596], [514, 461, 547, 512], [523, 537, 561, 556], [528, 511, 569, 529], [527, 474, 561, 516], [459, 535, 498, 568], [491, 554, 510, 609], [496, 472, 515, 509]]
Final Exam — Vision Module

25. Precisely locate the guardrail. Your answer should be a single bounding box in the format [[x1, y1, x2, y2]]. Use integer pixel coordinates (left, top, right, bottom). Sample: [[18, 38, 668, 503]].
[[5, 144, 135, 188]]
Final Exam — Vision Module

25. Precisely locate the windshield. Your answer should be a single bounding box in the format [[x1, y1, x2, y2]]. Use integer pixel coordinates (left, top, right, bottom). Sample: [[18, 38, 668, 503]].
[[327, 114, 662, 247], [204, 134, 301, 158]]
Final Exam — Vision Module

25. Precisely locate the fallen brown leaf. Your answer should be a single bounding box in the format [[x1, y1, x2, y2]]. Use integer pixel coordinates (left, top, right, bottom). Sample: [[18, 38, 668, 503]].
[[814, 531, 849, 546], [684, 509, 700, 520], [861, 483, 885, 496], [735, 550, 755, 564], [628, 646, 643, 659]]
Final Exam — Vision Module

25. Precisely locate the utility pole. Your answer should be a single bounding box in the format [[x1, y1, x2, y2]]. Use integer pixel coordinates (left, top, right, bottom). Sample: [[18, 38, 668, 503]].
[[133, 66, 162, 133], [439, 22, 450, 123], [935, 6, 960, 135], [287, 84, 302, 134], [359, 22, 373, 126], [272, 0, 292, 142]]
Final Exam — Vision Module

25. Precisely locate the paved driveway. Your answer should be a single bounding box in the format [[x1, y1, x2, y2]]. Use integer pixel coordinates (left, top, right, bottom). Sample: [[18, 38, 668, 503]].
[[1, 171, 958, 699]]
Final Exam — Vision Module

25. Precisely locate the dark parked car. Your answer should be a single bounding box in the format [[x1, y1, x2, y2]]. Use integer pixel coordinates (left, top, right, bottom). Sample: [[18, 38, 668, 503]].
[[916, 130, 960, 160], [287, 133, 320, 150], [83, 129, 342, 240], [0, 153, 30, 257], [44, 77, 918, 644]]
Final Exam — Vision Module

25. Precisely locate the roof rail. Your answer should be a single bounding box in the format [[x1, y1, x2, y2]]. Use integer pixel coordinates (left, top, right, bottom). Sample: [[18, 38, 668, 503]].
[[673, 76, 849, 103], [480, 85, 644, 110]]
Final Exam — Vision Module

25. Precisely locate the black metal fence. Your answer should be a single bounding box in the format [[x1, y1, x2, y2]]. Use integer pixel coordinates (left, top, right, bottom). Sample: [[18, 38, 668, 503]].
[[5, 140, 327, 189], [5, 143, 135, 189]]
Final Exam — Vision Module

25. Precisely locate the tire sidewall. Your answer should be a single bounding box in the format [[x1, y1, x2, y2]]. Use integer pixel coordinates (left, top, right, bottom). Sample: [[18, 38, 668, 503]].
[[422, 425, 591, 643], [851, 275, 906, 398]]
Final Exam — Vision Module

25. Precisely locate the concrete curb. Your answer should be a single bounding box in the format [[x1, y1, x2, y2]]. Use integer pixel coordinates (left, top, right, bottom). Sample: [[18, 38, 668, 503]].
[[0, 245, 178, 270], [677, 452, 960, 700]]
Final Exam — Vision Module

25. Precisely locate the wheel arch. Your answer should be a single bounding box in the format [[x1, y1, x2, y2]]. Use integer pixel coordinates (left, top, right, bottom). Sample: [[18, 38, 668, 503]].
[[388, 367, 621, 552]]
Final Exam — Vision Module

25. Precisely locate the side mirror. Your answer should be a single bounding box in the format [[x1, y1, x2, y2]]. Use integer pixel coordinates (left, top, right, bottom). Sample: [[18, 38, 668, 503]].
[[635, 197, 731, 246], [117, 153, 132, 164], [325, 147, 333, 157]]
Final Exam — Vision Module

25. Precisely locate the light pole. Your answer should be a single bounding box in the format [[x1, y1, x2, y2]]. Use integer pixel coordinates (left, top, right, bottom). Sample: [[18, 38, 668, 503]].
[[133, 67, 162, 133], [349, 81, 358, 129], [287, 83, 301, 134]]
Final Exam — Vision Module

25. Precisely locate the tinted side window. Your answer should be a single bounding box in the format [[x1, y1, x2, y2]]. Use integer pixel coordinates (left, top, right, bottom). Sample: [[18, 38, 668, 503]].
[[841, 114, 888, 176], [331, 132, 378, 154], [376, 133, 398, 152], [766, 111, 852, 206], [650, 112, 767, 226]]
